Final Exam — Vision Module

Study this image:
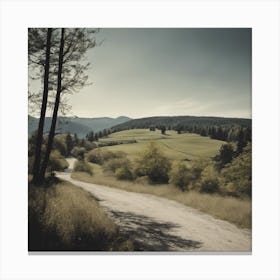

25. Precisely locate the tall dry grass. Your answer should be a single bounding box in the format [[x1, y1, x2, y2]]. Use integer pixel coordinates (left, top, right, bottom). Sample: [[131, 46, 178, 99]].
[[28, 179, 133, 251], [72, 172, 251, 229]]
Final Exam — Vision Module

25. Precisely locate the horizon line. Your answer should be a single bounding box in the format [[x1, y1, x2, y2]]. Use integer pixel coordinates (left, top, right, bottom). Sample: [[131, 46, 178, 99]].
[[29, 114, 252, 120]]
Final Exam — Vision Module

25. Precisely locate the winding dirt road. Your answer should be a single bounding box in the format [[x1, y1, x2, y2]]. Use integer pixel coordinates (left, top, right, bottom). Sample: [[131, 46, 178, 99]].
[[57, 158, 251, 252]]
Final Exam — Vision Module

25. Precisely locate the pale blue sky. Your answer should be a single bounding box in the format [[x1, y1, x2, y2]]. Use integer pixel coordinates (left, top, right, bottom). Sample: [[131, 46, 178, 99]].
[[36, 28, 252, 119]]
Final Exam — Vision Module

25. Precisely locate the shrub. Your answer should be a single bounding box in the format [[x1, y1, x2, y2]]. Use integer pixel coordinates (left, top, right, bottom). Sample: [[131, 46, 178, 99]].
[[169, 163, 192, 191], [136, 142, 171, 183], [214, 143, 234, 169], [199, 165, 220, 193], [47, 150, 69, 172], [200, 178, 220, 194], [73, 160, 93, 175], [115, 166, 133, 180], [83, 140, 97, 151], [220, 143, 251, 197], [98, 140, 136, 147], [53, 137, 67, 156], [190, 159, 208, 180], [103, 150, 125, 161], [103, 157, 131, 172], [87, 149, 126, 165], [71, 147, 86, 160], [87, 148, 103, 164]]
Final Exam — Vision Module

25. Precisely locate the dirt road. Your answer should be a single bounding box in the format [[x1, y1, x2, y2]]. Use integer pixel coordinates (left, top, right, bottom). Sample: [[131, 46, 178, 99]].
[[57, 158, 251, 252]]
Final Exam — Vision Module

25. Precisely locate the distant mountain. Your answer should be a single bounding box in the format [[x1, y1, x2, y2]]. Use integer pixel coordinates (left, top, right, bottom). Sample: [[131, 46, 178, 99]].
[[28, 115, 131, 137], [29, 115, 251, 139], [112, 115, 251, 131]]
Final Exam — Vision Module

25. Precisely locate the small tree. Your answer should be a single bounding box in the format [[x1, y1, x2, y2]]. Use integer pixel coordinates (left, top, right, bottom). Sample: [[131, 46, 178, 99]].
[[199, 165, 220, 193], [65, 133, 74, 156], [73, 133, 79, 145], [71, 147, 86, 160], [86, 131, 95, 142], [237, 128, 246, 155], [160, 126, 166, 135], [220, 143, 252, 197], [215, 143, 234, 169], [169, 163, 192, 191], [136, 142, 171, 183]]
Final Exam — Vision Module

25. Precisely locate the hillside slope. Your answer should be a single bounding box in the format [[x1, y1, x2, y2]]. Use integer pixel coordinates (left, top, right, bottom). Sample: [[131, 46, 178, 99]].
[[28, 115, 131, 137], [112, 115, 251, 131]]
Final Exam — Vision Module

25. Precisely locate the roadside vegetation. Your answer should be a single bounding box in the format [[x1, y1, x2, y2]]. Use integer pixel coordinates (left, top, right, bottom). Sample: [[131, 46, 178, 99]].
[[28, 177, 133, 251], [70, 128, 252, 229], [72, 171, 251, 228]]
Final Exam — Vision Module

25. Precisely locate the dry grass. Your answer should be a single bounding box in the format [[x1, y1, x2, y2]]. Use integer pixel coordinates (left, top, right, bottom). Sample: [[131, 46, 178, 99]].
[[72, 171, 251, 229], [28, 178, 134, 251]]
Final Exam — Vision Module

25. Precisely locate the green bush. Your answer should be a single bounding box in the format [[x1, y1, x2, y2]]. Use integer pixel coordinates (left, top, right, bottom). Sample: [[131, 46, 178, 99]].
[[71, 147, 86, 160], [115, 166, 133, 180], [169, 163, 192, 191], [86, 148, 104, 164], [73, 160, 93, 175], [83, 140, 97, 151], [190, 159, 209, 179], [200, 178, 219, 193], [53, 137, 67, 156], [199, 165, 220, 193], [47, 150, 69, 172], [214, 143, 235, 169], [103, 157, 131, 173], [220, 143, 251, 197], [136, 142, 171, 183], [87, 149, 125, 165], [102, 150, 125, 161]]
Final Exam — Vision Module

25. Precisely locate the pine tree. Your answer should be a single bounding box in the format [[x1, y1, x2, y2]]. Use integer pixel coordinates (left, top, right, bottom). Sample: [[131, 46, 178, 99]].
[[65, 133, 74, 156], [237, 128, 246, 154]]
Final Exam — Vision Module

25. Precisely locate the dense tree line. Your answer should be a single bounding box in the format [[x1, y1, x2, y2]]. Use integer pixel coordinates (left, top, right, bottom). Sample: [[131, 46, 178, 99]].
[[112, 115, 251, 132], [173, 124, 251, 146], [85, 128, 112, 142]]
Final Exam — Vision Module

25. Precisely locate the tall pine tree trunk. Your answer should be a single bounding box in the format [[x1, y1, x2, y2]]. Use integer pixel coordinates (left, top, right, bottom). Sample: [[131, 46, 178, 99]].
[[39, 28, 65, 182], [32, 28, 52, 184]]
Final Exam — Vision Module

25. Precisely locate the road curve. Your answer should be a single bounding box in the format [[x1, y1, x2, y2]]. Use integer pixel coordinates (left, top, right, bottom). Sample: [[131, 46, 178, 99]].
[[57, 158, 251, 252]]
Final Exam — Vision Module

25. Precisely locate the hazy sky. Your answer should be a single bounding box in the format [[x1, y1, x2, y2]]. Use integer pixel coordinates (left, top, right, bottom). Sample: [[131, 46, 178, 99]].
[[39, 28, 253, 119]]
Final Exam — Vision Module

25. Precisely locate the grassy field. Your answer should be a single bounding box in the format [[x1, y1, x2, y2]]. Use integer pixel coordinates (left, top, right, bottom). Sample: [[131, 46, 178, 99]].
[[99, 129, 225, 161], [28, 178, 134, 251]]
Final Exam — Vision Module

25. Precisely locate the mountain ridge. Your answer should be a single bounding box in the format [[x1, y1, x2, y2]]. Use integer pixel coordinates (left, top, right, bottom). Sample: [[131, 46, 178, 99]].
[[28, 115, 131, 137], [28, 114, 251, 138], [111, 115, 251, 131]]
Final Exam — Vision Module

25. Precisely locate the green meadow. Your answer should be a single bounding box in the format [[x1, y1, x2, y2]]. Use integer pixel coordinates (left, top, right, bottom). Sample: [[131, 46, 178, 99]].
[[99, 129, 225, 161]]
